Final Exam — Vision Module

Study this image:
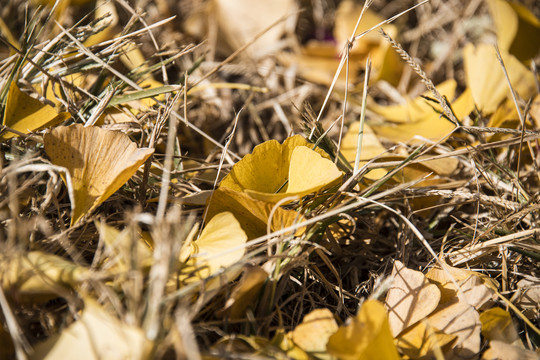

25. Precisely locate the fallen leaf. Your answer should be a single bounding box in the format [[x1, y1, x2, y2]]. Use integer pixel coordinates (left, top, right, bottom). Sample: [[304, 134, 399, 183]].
[[205, 187, 304, 239], [326, 299, 400, 360], [180, 212, 247, 281], [219, 135, 342, 203], [44, 124, 154, 226], [480, 307, 522, 346], [369, 79, 457, 123], [31, 298, 152, 360], [371, 88, 474, 144], [482, 340, 539, 360], [463, 43, 537, 114], [1, 81, 70, 141], [212, 0, 297, 59], [427, 301, 481, 359], [278, 2, 402, 87], [334, 1, 402, 84], [96, 221, 154, 272], [1, 251, 88, 299], [426, 265, 497, 309], [340, 122, 388, 180], [290, 308, 338, 357], [278, 44, 363, 88], [220, 265, 269, 319], [513, 278, 540, 319], [486, 0, 540, 63], [384, 260, 441, 337], [396, 319, 457, 359]]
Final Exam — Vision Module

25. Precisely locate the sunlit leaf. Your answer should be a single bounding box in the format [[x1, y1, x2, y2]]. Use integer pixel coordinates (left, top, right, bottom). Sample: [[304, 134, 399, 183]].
[[326, 299, 400, 360], [482, 340, 539, 360], [384, 260, 441, 337], [340, 122, 387, 180], [213, 0, 298, 59], [1, 81, 70, 141], [278, 44, 363, 87], [96, 221, 154, 272], [514, 278, 540, 319], [180, 212, 247, 280], [341, 122, 460, 182], [31, 298, 152, 360], [480, 307, 522, 346], [43, 124, 154, 226], [369, 79, 457, 123], [427, 301, 481, 359], [486, 0, 540, 63], [278, 2, 402, 87], [290, 308, 338, 358], [206, 187, 304, 239], [396, 319, 457, 359], [371, 87, 474, 144], [426, 264, 498, 309], [463, 43, 537, 114], [1, 251, 88, 298], [334, 1, 402, 85], [83, 0, 118, 47], [220, 135, 342, 203]]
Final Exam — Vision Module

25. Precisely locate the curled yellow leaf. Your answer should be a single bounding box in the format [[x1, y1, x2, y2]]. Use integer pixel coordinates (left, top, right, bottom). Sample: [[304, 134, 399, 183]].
[[220, 135, 342, 203]]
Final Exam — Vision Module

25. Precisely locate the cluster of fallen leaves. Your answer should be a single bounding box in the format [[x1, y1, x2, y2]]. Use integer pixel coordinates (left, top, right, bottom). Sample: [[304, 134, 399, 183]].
[[1, 0, 540, 359]]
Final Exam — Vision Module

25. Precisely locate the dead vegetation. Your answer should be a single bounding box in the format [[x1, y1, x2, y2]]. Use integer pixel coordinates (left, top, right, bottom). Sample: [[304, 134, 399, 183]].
[[0, 0, 539, 359]]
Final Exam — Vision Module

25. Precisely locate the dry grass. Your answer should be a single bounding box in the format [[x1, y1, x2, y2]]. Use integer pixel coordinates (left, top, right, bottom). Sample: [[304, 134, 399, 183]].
[[0, 0, 539, 358]]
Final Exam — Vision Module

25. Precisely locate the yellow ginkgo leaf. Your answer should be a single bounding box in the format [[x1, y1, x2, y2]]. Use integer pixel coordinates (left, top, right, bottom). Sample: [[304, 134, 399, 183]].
[[426, 264, 498, 309], [206, 187, 304, 240], [384, 260, 441, 337], [334, 1, 402, 85], [341, 122, 388, 180], [31, 298, 152, 360], [486, 0, 540, 63], [326, 299, 400, 360], [278, 44, 364, 88], [43, 124, 154, 226], [426, 301, 481, 359], [212, 0, 298, 59], [285, 146, 343, 194], [396, 319, 457, 359], [181, 212, 247, 280], [341, 122, 460, 182], [463, 43, 537, 115], [369, 79, 457, 123], [1, 81, 70, 141], [96, 221, 154, 272], [372, 87, 474, 144], [483, 340, 539, 360], [220, 265, 269, 319], [480, 307, 522, 346], [290, 308, 338, 357], [83, 0, 118, 47], [1, 251, 88, 299], [220, 135, 342, 203]]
